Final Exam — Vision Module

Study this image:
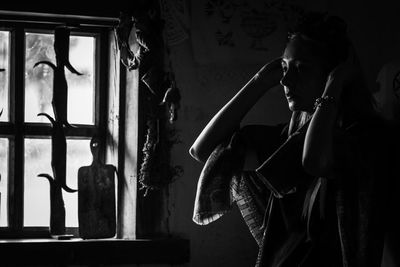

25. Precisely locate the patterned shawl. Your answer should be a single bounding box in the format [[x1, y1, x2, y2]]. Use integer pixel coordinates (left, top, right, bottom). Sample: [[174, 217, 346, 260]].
[[192, 119, 393, 267]]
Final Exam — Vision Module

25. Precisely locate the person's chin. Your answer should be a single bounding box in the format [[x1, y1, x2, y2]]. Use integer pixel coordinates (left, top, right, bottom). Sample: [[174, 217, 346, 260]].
[[287, 101, 310, 112], [287, 100, 301, 111]]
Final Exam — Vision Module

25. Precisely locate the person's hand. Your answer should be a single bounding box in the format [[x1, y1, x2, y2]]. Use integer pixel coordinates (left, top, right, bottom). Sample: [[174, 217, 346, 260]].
[[254, 57, 283, 89]]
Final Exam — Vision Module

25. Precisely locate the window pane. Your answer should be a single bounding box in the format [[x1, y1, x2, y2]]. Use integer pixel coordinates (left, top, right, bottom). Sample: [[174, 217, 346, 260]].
[[0, 31, 10, 122], [0, 138, 9, 226], [65, 139, 91, 227], [24, 138, 52, 226], [25, 33, 55, 123], [67, 36, 95, 125], [24, 33, 95, 125], [24, 138, 92, 228]]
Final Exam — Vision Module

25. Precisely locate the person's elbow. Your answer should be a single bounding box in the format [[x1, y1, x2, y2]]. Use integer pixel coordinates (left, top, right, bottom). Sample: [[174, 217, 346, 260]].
[[189, 145, 206, 163]]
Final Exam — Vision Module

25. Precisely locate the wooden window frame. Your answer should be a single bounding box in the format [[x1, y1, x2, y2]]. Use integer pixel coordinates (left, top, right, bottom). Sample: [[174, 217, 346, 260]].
[[0, 10, 190, 265], [0, 16, 112, 238]]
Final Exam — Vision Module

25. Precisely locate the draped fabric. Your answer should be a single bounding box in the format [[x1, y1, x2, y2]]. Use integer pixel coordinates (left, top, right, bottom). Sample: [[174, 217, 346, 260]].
[[332, 120, 393, 266], [192, 118, 392, 266]]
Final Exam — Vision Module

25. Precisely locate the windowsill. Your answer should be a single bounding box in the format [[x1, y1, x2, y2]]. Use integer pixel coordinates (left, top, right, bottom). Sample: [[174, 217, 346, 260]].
[[0, 237, 190, 265]]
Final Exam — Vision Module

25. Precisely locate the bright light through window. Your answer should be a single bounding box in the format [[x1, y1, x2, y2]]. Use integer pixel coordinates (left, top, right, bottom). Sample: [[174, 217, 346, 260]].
[[68, 36, 95, 125], [25, 33, 95, 125], [0, 31, 10, 122], [0, 19, 108, 238], [24, 138, 52, 227], [0, 138, 9, 227], [64, 139, 92, 227]]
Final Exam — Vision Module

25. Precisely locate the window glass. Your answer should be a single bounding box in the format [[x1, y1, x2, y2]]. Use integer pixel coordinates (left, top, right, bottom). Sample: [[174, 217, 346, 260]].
[[0, 138, 9, 226], [0, 31, 10, 122], [64, 139, 91, 227], [23, 138, 93, 227], [67, 36, 95, 125], [25, 33, 55, 123], [24, 33, 95, 125], [24, 138, 51, 226]]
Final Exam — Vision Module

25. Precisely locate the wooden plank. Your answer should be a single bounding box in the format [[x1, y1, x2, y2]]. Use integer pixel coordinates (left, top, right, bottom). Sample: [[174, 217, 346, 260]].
[[78, 136, 116, 239]]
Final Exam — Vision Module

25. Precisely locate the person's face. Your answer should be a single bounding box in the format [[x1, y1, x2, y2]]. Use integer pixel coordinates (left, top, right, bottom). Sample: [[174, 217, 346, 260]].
[[280, 36, 329, 112]]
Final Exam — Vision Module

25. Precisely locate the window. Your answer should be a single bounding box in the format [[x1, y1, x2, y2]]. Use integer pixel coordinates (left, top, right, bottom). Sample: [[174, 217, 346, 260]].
[[0, 17, 111, 237], [0, 8, 190, 266]]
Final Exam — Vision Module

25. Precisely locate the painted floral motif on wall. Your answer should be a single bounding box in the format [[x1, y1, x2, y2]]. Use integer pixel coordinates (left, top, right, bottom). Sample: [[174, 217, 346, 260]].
[[191, 0, 304, 64]]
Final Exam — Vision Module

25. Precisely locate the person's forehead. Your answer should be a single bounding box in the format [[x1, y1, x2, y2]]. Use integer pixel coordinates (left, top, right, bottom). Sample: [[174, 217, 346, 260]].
[[282, 37, 322, 62]]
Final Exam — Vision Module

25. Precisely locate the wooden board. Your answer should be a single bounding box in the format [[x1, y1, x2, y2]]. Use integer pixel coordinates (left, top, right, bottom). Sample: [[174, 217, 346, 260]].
[[78, 137, 117, 239]]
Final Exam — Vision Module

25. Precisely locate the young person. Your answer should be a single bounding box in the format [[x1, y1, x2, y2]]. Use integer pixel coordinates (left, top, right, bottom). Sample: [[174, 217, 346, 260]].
[[190, 12, 392, 266]]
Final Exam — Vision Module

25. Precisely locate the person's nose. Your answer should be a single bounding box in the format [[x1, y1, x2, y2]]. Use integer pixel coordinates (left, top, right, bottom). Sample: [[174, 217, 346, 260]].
[[280, 67, 296, 88]]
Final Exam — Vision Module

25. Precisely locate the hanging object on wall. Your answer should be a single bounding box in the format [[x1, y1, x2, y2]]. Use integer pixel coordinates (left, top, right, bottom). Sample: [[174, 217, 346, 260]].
[[78, 135, 117, 239], [137, 4, 183, 195], [139, 117, 159, 195], [115, 6, 183, 196], [115, 11, 162, 72], [158, 3, 183, 124], [138, 114, 183, 196], [140, 66, 162, 96], [161, 79, 181, 123], [115, 13, 141, 70], [138, 68, 183, 195], [374, 60, 400, 122], [34, 26, 82, 129], [115, 11, 167, 100]]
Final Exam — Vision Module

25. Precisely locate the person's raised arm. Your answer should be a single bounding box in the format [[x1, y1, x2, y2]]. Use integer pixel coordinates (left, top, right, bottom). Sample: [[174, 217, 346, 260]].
[[302, 49, 360, 176], [189, 58, 282, 163]]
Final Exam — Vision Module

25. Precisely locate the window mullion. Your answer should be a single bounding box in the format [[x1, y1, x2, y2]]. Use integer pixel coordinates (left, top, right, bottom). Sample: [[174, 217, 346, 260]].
[[9, 26, 25, 232], [24, 124, 97, 138], [98, 29, 109, 160]]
